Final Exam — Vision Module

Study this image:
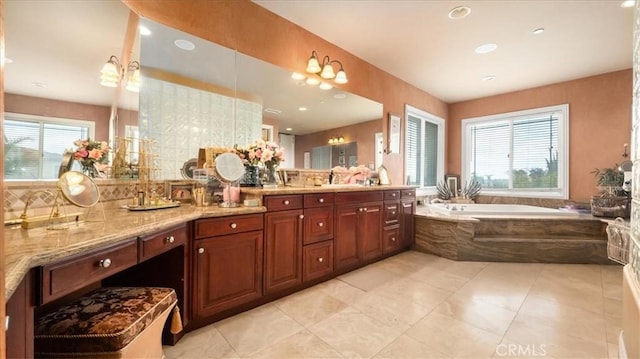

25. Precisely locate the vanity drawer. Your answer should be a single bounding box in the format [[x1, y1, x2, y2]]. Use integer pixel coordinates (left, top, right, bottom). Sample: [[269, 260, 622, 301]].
[[139, 224, 187, 262], [304, 193, 335, 208], [303, 206, 334, 245], [303, 240, 334, 282], [383, 202, 400, 226], [194, 214, 264, 239], [401, 189, 416, 199], [335, 191, 383, 204], [384, 190, 401, 201], [264, 195, 303, 211], [40, 239, 138, 304]]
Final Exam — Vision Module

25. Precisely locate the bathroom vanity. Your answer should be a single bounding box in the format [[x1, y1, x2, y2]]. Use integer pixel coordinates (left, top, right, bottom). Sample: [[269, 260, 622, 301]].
[[5, 185, 416, 356]]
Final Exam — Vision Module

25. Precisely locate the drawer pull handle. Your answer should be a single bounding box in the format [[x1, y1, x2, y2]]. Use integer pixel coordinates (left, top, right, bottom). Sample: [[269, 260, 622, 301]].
[[99, 258, 112, 268], [318, 257, 324, 263], [230, 223, 237, 229], [318, 222, 324, 227], [167, 236, 175, 243], [392, 193, 397, 197], [391, 237, 396, 242], [318, 198, 324, 203], [284, 200, 290, 205], [391, 211, 396, 216], [363, 207, 368, 211], [198, 248, 205, 254], [299, 214, 304, 219]]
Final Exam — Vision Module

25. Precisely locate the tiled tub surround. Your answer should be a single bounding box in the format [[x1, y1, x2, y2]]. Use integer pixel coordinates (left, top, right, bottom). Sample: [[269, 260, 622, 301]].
[[414, 205, 612, 264]]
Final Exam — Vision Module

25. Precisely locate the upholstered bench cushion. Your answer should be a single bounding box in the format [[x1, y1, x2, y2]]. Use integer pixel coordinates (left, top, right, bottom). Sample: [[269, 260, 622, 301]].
[[35, 287, 177, 354]]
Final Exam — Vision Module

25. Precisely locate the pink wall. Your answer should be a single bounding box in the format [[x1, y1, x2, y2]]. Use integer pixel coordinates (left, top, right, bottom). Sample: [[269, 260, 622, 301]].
[[448, 69, 632, 202], [5, 93, 111, 140]]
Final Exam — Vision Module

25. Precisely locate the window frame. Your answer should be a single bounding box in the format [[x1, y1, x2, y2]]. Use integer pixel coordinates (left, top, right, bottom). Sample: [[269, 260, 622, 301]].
[[4, 112, 95, 181], [404, 104, 445, 196], [460, 104, 569, 199]]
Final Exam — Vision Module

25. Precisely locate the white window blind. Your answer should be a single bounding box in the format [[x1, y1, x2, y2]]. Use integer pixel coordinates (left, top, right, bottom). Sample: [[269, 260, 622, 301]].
[[4, 114, 92, 180], [404, 105, 444, 191], [462, 104, 568, 199]]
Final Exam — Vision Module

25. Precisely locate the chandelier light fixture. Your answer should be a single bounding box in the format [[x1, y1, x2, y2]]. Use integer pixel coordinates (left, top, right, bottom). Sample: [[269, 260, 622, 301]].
[[291, 51, 348, 90], [100, 55, 141, 93]]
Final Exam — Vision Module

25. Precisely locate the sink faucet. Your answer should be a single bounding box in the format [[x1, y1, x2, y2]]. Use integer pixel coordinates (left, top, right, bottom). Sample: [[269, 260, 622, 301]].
[[20, 190, 53, 220]]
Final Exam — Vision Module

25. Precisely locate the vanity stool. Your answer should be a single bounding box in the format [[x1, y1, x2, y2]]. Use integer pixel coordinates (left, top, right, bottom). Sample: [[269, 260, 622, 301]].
[[34, 287, 177, 359]]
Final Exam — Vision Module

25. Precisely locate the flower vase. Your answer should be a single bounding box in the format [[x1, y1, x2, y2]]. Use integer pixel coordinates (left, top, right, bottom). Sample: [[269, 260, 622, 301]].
[[262, 165, 278, 188], [81, 163, 98, 178], [241, 165, 260, 187]]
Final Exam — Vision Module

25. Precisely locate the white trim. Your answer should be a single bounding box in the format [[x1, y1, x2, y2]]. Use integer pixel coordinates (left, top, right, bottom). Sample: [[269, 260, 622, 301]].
[[404, 104, 445, 193], [461, 104, 569, 200]]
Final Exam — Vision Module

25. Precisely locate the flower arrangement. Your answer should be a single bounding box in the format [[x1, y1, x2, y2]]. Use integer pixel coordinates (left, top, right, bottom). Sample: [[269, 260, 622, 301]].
[[233, 139, 285, 169], [72, 138, 110, 176]]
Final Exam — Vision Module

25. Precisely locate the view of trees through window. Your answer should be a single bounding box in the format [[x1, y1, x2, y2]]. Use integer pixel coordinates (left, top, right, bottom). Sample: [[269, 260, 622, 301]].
[[4, 115, 91, 180]]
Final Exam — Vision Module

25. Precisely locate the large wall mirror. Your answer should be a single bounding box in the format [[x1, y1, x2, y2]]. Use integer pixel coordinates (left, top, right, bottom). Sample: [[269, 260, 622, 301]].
[[3, 0, 383, 182]]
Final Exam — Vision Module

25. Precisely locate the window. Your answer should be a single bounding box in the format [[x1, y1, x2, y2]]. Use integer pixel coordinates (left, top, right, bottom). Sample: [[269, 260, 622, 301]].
[[404, 105, 445, 193], [461, 104, 569, 199], [4, 113, 94, 180]]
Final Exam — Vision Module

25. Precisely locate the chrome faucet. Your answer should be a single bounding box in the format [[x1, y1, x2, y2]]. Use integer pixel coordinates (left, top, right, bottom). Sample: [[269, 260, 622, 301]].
[[20, 190, 53, 220]]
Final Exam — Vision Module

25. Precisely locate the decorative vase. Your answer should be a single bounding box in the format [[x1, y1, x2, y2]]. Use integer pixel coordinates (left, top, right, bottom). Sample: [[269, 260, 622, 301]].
[[262, 165, 278, 188], [241, 165, 260, 187], [81, 163, 98, 178]]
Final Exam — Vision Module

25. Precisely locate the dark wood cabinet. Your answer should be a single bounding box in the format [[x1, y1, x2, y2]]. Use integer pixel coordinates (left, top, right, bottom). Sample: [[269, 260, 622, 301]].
[[6, 271, 34, 359], [193, 230, 263, 319], [303, 240, 334, 282], [264, 209, 304, 294], [401, 189, 416, 247], [303, 206, 334, 245], [383, 225, 402, 254], [335, 194, 383, 270]]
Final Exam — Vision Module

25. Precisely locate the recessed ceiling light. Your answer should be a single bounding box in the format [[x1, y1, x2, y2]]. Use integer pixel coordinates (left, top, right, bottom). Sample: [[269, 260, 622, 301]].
[[286, 127, 293, 131], [621, 0, 635, 8], [482, 75, 496, 81], [174, 39, 195, 51], [448, 6, 471, 20], [319, 82, 333, 90], [264, 108, 282, 115], [333, 93, 347, 99], [299, 107, 307, 111], [475, 43, 497, 54], [306, 77, 320, 86], [532, 27, 545, 35], [291, 72, 306, 80], [139, 25, 152, 36], [5, 57, 13, 64], [31, 82, 47, 88]]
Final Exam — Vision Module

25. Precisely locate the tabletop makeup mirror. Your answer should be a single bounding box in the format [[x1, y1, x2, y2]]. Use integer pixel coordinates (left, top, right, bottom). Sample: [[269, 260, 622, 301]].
[[213, 153, 245, 208]]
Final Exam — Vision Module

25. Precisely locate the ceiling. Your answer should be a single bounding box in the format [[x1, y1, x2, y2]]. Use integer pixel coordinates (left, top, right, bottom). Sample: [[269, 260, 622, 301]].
[[254, 0, 634, 103], [3, 1, 634, 134]]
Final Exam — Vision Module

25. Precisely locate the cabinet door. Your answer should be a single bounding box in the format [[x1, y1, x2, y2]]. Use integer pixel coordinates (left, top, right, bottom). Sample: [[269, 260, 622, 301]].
[[303, 240, 334, 282], [360, 202, 383, 261], [383, 225, 401, 254], [304, 206, 334, 245], [401, 200, 415, 247], [193, 231, 263, 319], [335, 204, 360, 270], [264, 210, 303, 295]]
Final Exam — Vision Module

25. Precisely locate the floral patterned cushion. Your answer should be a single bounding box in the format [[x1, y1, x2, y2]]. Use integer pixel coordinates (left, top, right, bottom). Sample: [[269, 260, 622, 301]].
[[35, 287, 177, 354]]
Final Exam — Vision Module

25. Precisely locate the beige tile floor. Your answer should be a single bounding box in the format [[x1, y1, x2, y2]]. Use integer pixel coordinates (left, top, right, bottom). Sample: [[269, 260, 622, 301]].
[[164, 251, 623, 359]]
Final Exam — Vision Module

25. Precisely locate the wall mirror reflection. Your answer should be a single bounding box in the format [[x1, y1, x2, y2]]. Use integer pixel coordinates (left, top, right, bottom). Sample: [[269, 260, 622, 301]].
[[4, 0, 138, 181]]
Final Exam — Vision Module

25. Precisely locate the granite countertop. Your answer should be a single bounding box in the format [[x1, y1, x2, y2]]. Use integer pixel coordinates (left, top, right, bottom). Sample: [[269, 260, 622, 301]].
[[4, 204, 266, 300], [5, 185, 416, 300]]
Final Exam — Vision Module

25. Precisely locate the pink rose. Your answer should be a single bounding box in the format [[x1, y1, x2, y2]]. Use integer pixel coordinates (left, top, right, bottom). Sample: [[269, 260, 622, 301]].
[[88, 148, 103, 160]]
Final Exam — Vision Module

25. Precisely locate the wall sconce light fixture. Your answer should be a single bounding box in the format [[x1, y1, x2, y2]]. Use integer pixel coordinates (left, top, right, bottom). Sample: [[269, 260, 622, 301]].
[[328, 135, 345, 145], [100, 55, 141, 93], [291, 51, 348, 90]]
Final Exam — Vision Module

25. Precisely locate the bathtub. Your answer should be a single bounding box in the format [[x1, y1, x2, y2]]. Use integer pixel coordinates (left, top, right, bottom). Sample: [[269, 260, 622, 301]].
[[427, 203, 579, 216]]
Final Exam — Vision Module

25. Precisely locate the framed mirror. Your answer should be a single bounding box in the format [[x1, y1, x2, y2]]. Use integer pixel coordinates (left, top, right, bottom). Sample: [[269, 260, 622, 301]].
[[58, 171, 101, 208]]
